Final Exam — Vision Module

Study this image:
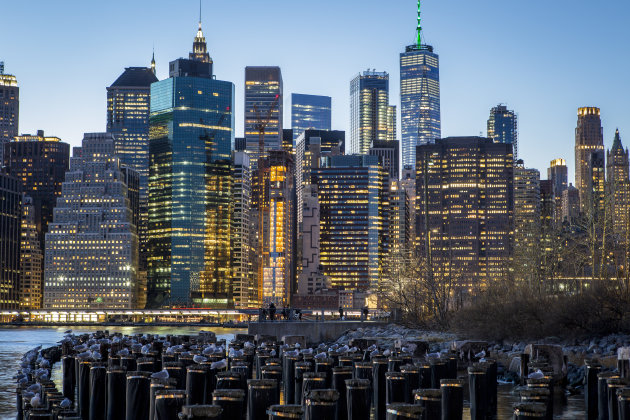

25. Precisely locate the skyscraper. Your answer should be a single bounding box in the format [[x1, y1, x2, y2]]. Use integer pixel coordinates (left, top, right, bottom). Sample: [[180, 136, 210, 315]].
[[388, 180, 411, 255], [44, 133, 139, 309], [20, 195, 42, 310], [349, 71, 390, 155], [259, 150, 295, 305], [245, 66, 283, 163], [575, 107, 604, 212], [4, 130, 70, 307], [400, 1, 440, 167], [295, 129, 345, 227], [232, 151, 253, 309], [488, 105, 518, 159], [547, 158, 568, 225], [148, 22, 234, 308], [314, 155, 389, 292], [107, 66, 158, 276], [0, 62, 19, 163], [513, 161, 541, 281], [369, 140, 400, 180], [0, 171, 21, 310], [387, 105, 397, 142], [607, 129, 630, 234], [291, 94, 331, 146], [416, 137, 514, 287], [562, 184, 580, 224]]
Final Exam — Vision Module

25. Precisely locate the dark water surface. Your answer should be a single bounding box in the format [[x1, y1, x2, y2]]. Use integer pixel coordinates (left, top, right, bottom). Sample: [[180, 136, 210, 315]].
[[0, 326, 243, 419]]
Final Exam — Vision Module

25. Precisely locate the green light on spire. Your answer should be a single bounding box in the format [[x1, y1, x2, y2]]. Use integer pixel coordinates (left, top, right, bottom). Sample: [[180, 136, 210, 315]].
[[417, 0, 422, 47]]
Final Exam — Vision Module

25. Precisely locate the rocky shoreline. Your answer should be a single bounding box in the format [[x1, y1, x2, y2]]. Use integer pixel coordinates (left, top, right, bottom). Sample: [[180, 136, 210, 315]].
[[334, 324, 630, 389]]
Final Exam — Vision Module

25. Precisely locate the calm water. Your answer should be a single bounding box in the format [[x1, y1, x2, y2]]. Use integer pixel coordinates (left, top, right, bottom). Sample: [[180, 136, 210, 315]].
[[0, 326, 243, 419], [0, 327, 586, 419]]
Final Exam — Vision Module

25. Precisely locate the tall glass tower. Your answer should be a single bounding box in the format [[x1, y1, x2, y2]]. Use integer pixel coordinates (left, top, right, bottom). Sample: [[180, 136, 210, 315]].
[[0, 62, 19, 164], [148, 22, 235, 308], [349, 71, 390, 155], [400, 1, 440, 167], [291, 93, 331, 146], [487, 104, 518, 159]]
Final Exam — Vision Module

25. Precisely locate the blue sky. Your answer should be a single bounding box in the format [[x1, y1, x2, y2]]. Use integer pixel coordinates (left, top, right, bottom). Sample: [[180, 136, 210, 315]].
[[2, 0, 629, 180]]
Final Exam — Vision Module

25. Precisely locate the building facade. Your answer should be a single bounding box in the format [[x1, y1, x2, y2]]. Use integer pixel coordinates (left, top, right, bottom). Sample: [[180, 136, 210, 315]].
[[575, 107, 604, 212], [148, 59, 234, 308], [487, 105, 518, 159], [0, 63, 18, 163], [513, 162, 541, 281], [232, 151, 253, 309], [245, 67, 283, 164], [314, 155, 389, 292], [369, 139, 400, 180], [295, 129, 345, 227], [20, 195, 42, 309], [607, 129, 630, 234], [548, 159, 568, 225], [291, 94, 331, 146], [562, 184, 580, 224], [107, 66, 158, 275], [416, 137, 514, 288], [349, 71, 391, 155], [0, 171, 21, 310], [400, 37, 440, 167], [44, 133, 138, 309]]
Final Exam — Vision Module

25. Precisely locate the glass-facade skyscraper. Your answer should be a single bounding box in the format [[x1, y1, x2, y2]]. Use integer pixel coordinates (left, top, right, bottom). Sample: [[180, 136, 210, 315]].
[[349, 71, 391, 155], [0, 171, 21, 310], [575, 107, 604, 212], [147, 23, 235, 308], [487, 104, 518, 159], [244, 66, 283, 164], [291, 93, 331, 146], [0, 63, 19, 164], [107, 67, 158, 276], [400, 1, 441, 168]]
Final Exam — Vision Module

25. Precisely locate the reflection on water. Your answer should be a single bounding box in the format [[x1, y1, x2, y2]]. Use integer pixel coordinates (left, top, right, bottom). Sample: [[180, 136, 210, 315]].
[[0, 326, 243, 419], [462, 384, 585, 419]]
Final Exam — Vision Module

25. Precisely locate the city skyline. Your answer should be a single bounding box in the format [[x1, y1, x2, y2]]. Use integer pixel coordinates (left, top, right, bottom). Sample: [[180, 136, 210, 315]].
[[2, 0, 628, 181]]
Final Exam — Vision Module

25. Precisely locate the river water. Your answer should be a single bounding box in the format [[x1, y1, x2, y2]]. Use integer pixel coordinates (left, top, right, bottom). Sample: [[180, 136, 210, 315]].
[[0, 327, 586, 419]]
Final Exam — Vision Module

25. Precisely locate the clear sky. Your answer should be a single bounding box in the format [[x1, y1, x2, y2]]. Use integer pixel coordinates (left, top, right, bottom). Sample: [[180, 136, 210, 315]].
[[2, 0, 629, 181]]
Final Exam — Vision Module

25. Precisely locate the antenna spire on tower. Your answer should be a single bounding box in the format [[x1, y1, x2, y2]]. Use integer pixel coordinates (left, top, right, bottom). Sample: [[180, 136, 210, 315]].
[[199, 0, 202, 26], [417, 0, 422, 47]]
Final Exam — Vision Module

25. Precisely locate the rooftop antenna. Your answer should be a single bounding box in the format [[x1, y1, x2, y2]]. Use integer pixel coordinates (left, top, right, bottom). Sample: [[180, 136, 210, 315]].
[[417, 0, 422, 48], [0, 61, 4, 75], [199, 0, 202, 26]]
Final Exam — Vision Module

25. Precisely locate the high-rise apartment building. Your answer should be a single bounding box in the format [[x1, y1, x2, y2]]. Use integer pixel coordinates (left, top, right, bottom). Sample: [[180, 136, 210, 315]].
[[416, 137, 514, 287], [547, 159, 568, 225], [388, 180, 411, 255], [607, 129, 630, 234], [148, 23, 235, 308], [400, 2, 440, 167], [513, 161, 541, 280], [575, 107, 604, 212], [245, 67, 283, 163], [297, 184, 329, 295], [0, 62, 19, 163], [259, 150, 295, 305], [4, 131, 70, 307], [588, 150, 606, 216], [369, 140, 400, 180], [232, 151, 253, 309], [44, 133, 139, 309], [562, 184, 580, 224], [488, 105, 518, 159], [314, 155, 389, 292], [107, 66, 158, 274], [20, 195, 42, 310], [295, 129, 345, 227], [387, 105, 397, 142], [291, 94, 331, 146], [0, 171, 21, 310], [350, 71, 391, 155]]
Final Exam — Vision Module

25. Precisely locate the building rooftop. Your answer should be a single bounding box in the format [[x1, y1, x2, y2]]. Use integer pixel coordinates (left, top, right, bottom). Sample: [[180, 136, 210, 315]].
[[109, 67, 158, 88]]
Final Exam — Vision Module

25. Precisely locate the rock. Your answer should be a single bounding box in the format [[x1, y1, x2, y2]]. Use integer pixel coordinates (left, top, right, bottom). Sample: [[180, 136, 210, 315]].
[[508, 357, 521, 374], [451, 341, 488, 357], [524, 344, 566, 380]]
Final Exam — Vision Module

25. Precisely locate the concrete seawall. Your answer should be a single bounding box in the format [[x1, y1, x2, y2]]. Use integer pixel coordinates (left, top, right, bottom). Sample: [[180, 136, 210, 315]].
[[248, 321, 389, 344]]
